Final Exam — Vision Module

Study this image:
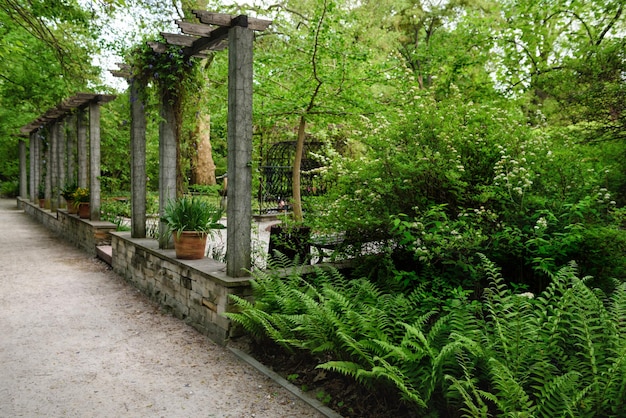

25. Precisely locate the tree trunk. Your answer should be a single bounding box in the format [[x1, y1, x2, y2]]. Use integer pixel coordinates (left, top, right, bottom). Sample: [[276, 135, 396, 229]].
[[292, 115, 306, 223], [190, 112, 216, 185]]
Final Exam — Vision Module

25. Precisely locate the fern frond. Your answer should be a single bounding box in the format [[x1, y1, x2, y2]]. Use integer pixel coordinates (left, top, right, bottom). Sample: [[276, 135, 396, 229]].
[[534, 371, 581, 418], [486, 357, 534, 415]]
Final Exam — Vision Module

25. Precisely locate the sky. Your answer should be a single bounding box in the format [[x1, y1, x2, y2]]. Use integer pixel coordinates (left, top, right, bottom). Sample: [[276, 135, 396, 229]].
[[89, 0, 179, 91]]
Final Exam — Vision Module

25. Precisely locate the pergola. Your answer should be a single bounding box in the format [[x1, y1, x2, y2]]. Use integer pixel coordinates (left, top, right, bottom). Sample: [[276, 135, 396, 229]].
[[112, 11, 271, 277], [19, 93, 116, 220]]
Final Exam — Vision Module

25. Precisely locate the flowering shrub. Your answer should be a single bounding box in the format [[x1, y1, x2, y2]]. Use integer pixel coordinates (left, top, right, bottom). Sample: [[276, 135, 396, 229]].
[[311, 93, 625, 292]]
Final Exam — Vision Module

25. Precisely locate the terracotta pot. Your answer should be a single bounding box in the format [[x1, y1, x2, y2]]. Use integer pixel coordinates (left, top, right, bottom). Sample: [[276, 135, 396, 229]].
[[38, 198, 45, 208], [66, 199, 78, 214], [78, 202, 90, 219], [173, 231, 207, 260]]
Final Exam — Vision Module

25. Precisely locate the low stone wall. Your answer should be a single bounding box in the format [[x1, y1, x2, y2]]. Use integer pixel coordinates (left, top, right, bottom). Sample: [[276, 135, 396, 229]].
[[110, 232, 252, 344], [19, 198, 117, 256]]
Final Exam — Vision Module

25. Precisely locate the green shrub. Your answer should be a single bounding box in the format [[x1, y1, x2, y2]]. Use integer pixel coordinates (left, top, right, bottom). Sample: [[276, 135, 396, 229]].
[[0, 180, 19, 198], [188, 184, 221, 196]]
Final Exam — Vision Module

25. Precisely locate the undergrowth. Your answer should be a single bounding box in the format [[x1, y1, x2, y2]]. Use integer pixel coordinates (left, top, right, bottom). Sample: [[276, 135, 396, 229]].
[[227, 255, 626, 417]]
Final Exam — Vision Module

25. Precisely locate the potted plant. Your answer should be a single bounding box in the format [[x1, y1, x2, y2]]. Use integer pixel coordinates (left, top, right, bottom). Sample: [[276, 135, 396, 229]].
[[38, 185, 45, 208], [162, 195, 224, 259], [61, 182, 78, 214], [73, 187, 90, 218]]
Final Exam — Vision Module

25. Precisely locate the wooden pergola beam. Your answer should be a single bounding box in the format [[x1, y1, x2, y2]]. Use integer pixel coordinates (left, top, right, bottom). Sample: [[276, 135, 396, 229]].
[[176, 20, 213, 37], [149, 40, 212, 59], [160, 32, 197, 47], [183, 23, 233, 57], [19, 93, 116, 134], [192, 10, 272, 31]]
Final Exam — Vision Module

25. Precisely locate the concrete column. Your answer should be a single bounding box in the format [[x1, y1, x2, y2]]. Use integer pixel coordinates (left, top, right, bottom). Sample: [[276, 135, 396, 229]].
[[158, 98, 177, 249], [57, 121, 66, 208], [29, 133, 35, 202], [50, 123, 59, 212], [35, 131, 42, 204], [89, 101, 101, 221], [19, 139, 27, 199], [77, 109, 88, 189], [130, 80, 147, 238], [226, 24, 253, 277], [66, 114, 77, 185], [44, 128, 51, 209]]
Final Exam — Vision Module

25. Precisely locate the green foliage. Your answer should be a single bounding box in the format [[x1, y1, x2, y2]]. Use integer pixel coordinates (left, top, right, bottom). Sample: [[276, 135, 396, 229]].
[[72, 187, 90, 203], [228, 257, 626, 416], [101, 197, 132, 231], [161, 195, 224, 236], [310, 90, 625, 290], [0, 180, 19, 198], [128, 41, 199, 103], [0, 0, 100, 183], [61, 182, 78, 200], [188, 184, 221, 196]]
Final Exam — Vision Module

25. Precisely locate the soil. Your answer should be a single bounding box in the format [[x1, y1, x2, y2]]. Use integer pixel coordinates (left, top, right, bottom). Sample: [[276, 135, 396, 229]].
[[238, 339, 418, 418]]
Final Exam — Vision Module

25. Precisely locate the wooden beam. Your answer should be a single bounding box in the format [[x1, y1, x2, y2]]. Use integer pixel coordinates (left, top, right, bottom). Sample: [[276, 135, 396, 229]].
[[176, 20, 213, 37], [192, 10, 272, 31], [183, 24, 230, 57], [21, 92, 116, 134], [110, 69, 130, 79], [148, 41, 168, 53], [161, 32, 198, 47], [148, 40, 212, 58]]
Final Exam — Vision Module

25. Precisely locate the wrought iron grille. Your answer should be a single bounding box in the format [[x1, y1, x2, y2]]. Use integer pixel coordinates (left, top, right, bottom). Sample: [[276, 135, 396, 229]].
[[258, 141, 326, 214]]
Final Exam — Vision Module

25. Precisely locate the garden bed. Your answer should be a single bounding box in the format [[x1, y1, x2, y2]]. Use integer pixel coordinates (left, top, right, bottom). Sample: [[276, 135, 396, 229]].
[[235, 338, 416, 418]]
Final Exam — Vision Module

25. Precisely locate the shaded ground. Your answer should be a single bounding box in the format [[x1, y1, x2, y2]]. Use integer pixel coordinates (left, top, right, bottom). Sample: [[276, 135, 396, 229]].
[[245, 341, 417, 418], [0, 199, 322, 418]]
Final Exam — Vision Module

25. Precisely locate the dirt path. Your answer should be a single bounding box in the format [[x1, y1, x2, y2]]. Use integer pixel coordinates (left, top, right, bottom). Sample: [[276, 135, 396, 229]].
[[0, 199, 322, 418]]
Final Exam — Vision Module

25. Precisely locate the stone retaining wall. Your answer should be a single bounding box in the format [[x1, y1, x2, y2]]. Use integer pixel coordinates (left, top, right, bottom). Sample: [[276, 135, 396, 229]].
[[19, 198, 117, 256], [110, 232, 252, 344]]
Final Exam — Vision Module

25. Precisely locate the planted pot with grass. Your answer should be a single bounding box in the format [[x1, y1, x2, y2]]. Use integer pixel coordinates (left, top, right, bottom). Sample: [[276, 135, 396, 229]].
[[162, 195, 224, 259]]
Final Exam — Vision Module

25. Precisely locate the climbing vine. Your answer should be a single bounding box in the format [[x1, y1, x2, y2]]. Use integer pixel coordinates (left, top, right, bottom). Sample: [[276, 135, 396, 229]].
[[127, 41, 199, 105], [127, 39, 204, 195]]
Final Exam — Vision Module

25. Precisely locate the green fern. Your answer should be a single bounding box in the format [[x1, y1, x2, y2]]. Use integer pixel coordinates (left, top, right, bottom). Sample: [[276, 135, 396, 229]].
[[227, 256, 626, 416]]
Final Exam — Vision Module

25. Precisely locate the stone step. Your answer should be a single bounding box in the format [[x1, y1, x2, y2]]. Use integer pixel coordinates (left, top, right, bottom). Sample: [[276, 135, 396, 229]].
[[96, 245, 112, 265]]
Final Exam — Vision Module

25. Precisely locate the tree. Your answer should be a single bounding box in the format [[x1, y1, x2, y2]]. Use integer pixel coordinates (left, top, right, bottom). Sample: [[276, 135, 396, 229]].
[[252, 0, 391, 222], [0, 0, 101, 181], [492, 0, 624, 109]]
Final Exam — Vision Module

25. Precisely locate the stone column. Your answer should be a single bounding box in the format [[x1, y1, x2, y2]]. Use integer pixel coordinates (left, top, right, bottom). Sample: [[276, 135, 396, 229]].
[[29, 132, 35, 202], [131, 80, 147, 238], [158, 97, 177, 249], [226, 23, 253, 277], [89, 101, 101, 221], [77, 109, 88, 189], [66, 114, 77, 185], [50, 123, 59, 212], [57, 121, 66, 208], [44, 127, 52, 209], [35, 131, 42, 204], [19, 139, 27, 199]]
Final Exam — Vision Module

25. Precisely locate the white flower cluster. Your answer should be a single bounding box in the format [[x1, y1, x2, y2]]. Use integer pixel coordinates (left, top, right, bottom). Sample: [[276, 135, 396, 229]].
[[597, 188, 617, 206], [493, 144, 535, 199], [534, 216, 548, 231]]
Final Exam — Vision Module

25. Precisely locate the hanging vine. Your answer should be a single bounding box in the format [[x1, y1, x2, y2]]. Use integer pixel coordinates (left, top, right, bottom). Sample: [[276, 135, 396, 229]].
[[127, 40, 203, 195]]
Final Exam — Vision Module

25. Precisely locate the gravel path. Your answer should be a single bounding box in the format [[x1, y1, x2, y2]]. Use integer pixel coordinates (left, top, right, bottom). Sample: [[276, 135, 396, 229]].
[[0, 199, 322, 418]]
